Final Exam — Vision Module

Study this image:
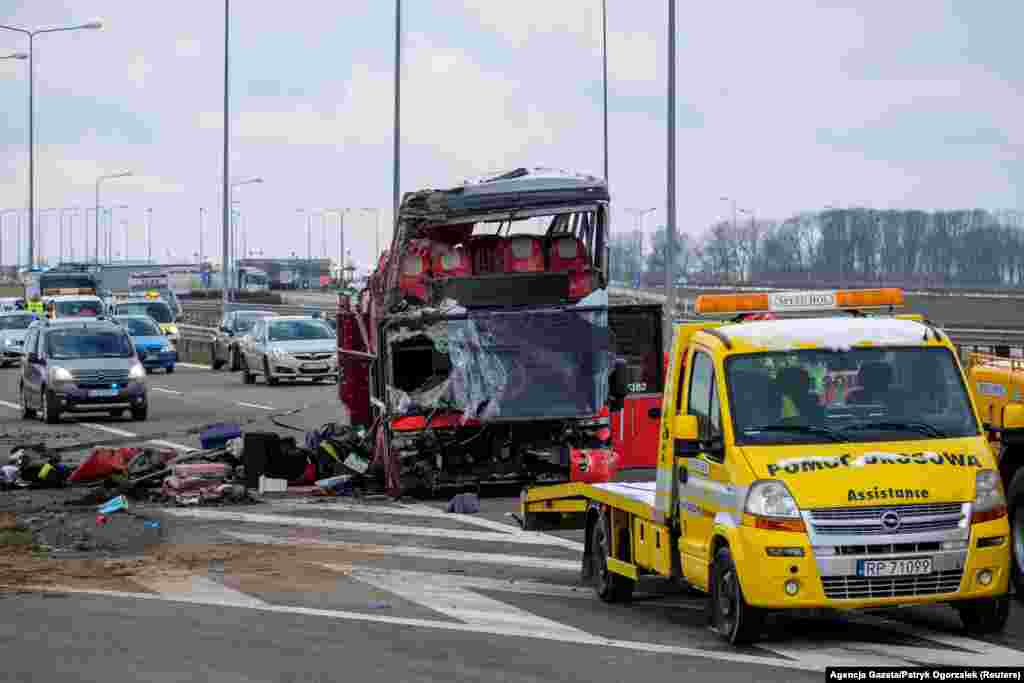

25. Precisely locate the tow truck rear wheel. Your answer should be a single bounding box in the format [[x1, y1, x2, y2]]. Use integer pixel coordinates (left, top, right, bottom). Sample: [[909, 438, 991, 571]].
[[1006, 467, 1024, 601], [957, 595, 1010, 635], [591, 514, 634, 603], [710, 545, 763, 645]]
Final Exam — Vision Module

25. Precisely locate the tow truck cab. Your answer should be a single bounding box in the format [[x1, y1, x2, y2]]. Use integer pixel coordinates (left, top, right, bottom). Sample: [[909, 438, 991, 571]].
[[525, 287, 1012, 645]]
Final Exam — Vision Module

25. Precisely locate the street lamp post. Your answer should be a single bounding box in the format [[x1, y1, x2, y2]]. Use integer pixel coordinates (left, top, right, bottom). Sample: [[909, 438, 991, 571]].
[[664, 0, 676, 343], [623, 207, 656, 283], [60, 207, 76, 263], [95, 171, 132, 263], [1, 20, 103, 268], [601, 0, 608, 184], [199, 207, 205, 263], [146, 208, 153, 262], [393, 0, 401, 216], [225, 178, 263, 303]]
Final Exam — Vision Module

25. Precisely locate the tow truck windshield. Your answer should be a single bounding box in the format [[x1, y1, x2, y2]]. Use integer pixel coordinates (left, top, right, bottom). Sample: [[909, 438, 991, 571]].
[[725, 347, 979, 445], [54, 300, 103, 317]]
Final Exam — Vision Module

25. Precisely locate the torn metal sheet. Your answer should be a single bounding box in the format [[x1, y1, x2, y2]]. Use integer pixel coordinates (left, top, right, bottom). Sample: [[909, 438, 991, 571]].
[[387, 306, 611, 422]]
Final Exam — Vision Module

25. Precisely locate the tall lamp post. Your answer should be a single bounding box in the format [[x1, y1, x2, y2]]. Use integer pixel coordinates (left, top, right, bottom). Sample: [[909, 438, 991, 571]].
[[623, 207, 655, 283], [664, 0, 676, 343], [393, 0, 401, 215], [601, 0, 608, 184], [95, 171, 132, 263], [360, 208, 381, 262], [59, 207, 77, 263], [1, 20, 103, 268], [225, 178, 262, 303]]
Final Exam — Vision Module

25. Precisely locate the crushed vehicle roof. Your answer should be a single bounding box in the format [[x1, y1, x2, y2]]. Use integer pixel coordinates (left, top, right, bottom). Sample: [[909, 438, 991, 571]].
[[398, 167, 609, 221], [709, 316, 936, 352]]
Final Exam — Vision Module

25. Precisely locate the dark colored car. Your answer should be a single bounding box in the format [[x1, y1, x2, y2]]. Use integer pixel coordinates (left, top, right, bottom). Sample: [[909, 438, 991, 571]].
[[19, 318, 149, 424], [212, 309, 278, 371]]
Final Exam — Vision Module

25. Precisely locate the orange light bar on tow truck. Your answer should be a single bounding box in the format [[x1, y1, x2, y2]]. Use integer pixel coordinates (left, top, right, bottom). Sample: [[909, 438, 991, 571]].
[[694, 288, 904, 315]]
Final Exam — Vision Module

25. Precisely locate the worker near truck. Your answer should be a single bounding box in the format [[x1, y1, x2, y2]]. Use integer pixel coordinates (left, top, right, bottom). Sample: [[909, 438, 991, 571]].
[[521, 288, 1011, 646]]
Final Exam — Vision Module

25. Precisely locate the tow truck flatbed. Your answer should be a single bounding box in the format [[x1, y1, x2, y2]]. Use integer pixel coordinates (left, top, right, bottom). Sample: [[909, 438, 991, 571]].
[[520, 480, 659, 528]]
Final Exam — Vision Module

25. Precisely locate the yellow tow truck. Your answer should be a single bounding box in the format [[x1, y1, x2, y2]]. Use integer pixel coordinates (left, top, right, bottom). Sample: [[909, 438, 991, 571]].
[[521, 287, 1011, 644]]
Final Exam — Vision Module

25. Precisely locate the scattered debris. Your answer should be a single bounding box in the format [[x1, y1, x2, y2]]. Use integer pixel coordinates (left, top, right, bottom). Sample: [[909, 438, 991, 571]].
[[446, 492, 480, 514], [97, 496, 127, 515]]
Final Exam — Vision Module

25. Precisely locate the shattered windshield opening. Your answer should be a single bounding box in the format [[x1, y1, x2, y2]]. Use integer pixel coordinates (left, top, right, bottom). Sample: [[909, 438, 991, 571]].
[[725, 347, 980, 445], [386, 306, 610, 421]]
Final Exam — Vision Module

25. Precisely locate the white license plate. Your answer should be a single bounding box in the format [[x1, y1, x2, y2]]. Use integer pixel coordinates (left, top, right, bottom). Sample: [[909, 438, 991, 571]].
[[856, 557, 933, 577], [88, 389, 119, 398], [303, 363, 328, 371]]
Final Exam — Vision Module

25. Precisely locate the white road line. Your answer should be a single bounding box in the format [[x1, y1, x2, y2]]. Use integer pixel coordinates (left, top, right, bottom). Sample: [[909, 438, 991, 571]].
[[223, 531, 580, 571], [151, 387, 183, 395], [162, 508, 577, 547], [135, 575, 268, 609], [78, 422, 137, 438], [336, 563, 591, 637], [319, 564, 589, 601], [855, 613, 1024, 664], [20, 585, 819, 671], [399, 502, 586, 552], [236, 401, 274, 410], [78, 423, 194, 452], [0, 398, 190, 450], [176, 362, 212, 370]]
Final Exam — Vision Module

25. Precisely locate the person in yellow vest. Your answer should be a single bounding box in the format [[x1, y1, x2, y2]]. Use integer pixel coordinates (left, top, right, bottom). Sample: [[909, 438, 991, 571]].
[[26, 296, 44, 315], [778, 366, 823, 421]]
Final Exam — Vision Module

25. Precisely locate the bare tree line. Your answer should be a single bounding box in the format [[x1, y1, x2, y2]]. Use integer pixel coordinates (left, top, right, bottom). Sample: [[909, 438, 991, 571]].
[[609, 208, 1024, 290]]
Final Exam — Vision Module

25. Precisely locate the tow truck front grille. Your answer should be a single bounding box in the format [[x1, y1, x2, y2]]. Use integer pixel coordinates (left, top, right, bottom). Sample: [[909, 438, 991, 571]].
[[822, 569, 963, 600], [834, 542, 941, 556], [808, 503, 965, 536]]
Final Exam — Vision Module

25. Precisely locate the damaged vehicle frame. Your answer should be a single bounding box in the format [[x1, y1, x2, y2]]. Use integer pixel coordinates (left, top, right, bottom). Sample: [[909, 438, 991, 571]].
[[367, 169, 623, 493]]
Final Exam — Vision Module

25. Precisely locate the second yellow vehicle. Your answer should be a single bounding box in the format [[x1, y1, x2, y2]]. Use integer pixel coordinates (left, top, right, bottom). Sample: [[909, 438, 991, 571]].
[[522, 287, 1010, 644]]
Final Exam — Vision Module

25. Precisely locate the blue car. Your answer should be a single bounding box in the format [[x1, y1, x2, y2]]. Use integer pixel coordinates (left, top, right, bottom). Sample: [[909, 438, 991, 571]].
[[115, 315, 177, 373]]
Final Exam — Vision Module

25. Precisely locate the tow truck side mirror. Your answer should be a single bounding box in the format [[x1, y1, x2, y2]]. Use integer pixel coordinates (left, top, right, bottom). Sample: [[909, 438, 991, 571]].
[[673, 414, 702, 457], [1003, 404, 1024, 431]]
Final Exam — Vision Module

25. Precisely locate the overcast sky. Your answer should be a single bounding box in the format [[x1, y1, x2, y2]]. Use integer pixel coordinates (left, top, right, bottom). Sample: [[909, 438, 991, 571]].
[[1, 1, 1021, 269]]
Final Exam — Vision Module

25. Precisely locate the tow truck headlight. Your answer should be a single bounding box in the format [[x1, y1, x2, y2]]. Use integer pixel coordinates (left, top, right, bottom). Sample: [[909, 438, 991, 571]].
[[129, 363, 146, 380], [744, 480, 805, 532], [52, 366, 73, 382], [971, 469, 1007, 524]]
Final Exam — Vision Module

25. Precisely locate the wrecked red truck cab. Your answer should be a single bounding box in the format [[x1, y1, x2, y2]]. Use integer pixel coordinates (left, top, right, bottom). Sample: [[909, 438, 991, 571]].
[[337, 168, 662, 496]]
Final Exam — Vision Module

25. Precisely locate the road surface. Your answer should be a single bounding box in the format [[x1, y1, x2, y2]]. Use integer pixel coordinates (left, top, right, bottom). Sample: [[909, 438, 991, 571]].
[[3, 363, 1024, 681]]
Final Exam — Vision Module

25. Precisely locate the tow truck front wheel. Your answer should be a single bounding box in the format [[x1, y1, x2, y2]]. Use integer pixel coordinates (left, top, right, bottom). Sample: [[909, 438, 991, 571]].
[[710, 546, 763, 645], [1006, 468, 1024, 601], [956, 595, 1010, 635]]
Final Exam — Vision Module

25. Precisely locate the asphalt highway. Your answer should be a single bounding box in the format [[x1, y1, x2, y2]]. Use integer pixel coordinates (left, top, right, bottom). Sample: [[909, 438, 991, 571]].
[[5, 363, 1024, 680]]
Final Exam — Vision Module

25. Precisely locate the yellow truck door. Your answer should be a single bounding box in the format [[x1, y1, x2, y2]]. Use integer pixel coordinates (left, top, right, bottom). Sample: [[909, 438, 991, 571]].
[[678, 346, 728, 589]]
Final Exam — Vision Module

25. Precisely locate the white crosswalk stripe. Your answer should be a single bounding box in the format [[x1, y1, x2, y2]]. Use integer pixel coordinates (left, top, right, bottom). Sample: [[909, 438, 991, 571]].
[[80, 501, 1024, 671]]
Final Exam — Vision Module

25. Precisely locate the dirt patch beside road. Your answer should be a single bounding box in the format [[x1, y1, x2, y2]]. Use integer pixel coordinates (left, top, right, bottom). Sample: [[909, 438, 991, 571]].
[[0, 542, 390, 595]]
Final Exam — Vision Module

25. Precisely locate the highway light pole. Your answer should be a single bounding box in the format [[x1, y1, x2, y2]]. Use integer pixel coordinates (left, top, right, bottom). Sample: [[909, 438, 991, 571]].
[[95, 171, 131, 263], [601, 0, 608, 184], [199, 207, 205, 263], [664, 0, 676, 343], [358, 208, 381, 263], [393, 0, 401, 216], [1, 20, 102, 268], [321, 209, 348, 284], [146, 208, 153, 262], [226, 179, 261, 300], [59, 207, 76, 263]]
